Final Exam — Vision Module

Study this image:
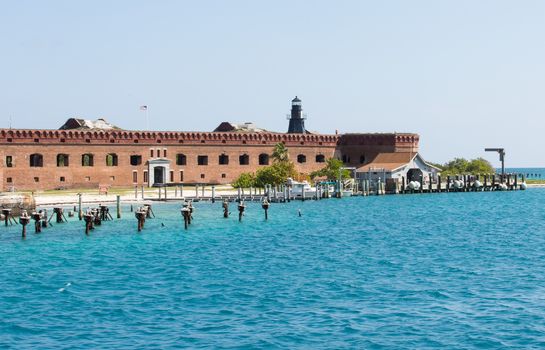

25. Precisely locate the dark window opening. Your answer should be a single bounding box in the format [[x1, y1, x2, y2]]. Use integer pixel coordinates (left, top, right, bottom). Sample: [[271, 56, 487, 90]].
[[219, 154, 229, 165], [342, 154, 350, 163], [133, 172, 138, 183], [239, 154, 249, 165], [200, 174, 205, 179], [259, 153, 269, 165], [316, 154, 325, 163], [130, 155, 142, 166], [57, 154, 69, 167], [29, 154, 43, 167], [7, 177, 12, 183], [297, 154, 306, 163], [179, 171, 184, 182], [34, 138, 39, 143], [221, 173, 226, 178], [144, 171, 148, 183], [176, 154, 187, 165], [360, 155, 366, 164], [198, 155, 208, 165], [6, 156, 13, 167], [60, 176, 65, 182], [163, 149, 167, 157], [82, 154, 94, 167], [150, 149, 154, 157], [106, 153, 118, 166], [34, 177, 39, 182], [170, 171, 174, 182]]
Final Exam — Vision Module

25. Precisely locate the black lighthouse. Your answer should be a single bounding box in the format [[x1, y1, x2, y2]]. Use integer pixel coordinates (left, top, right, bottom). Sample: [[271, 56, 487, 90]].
[[287, 96, 306, 133]]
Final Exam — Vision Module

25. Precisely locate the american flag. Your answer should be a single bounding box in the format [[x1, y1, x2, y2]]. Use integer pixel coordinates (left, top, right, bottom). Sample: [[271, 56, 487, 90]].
[[139, 105, 147, 111]]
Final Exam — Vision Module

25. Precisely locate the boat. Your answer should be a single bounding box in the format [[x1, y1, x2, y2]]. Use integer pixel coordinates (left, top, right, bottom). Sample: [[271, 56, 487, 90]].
[[286, 178, 317, 198]]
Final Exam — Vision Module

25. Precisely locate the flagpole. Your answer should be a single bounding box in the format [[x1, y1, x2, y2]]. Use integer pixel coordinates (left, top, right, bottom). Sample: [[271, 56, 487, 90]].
[[146, 108, 149, 131]]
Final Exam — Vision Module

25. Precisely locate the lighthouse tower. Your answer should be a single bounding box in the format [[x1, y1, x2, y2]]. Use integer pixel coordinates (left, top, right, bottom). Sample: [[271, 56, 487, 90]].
[[287, 96, 306, 133]]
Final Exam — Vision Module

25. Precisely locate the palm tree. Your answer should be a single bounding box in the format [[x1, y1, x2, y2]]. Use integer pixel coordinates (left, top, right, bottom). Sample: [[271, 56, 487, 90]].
[[272, 142, 289, 163]]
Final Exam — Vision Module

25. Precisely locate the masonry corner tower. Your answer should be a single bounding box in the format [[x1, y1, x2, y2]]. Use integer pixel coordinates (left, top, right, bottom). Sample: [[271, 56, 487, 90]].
[[287, 96, 306, 133]]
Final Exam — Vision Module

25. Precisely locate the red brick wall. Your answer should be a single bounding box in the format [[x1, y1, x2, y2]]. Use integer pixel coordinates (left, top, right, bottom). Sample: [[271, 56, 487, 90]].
[[0, 128, 419, 190]]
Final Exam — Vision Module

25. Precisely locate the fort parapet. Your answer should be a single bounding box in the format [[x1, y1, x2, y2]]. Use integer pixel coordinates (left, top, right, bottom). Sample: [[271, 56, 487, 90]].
[[0, 97, 420, 191]]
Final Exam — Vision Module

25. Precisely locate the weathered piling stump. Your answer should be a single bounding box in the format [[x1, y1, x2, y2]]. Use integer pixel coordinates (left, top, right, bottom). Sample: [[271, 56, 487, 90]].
[[238, 201, 246, 222], [262, 199, 270, 220], [51, 207, 67, 223], [2, 208, 15, 226], [222, 199, 229, 218], [135, 208, 147, 232], [143, 204, 155, 218], [181, 205, 191, 230], [187, 200, 194, 224], [78, 193, 83, 220], [99, 205, 113, 221], [32, 212, 43, 233], [19, 210, 30, 238], [83, 212, 94, 235], [116, 195, 121, 218], [40, 210, 49, 228]]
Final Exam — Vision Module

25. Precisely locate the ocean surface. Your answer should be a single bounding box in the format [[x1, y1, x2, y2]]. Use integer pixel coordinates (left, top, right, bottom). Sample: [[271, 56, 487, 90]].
[[500, 167, 545, 179], [1, 190, 545, 349]]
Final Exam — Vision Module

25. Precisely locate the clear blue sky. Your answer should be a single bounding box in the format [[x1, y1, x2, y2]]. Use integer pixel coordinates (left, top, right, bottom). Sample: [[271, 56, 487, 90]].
[[2, 1, 544, 167]]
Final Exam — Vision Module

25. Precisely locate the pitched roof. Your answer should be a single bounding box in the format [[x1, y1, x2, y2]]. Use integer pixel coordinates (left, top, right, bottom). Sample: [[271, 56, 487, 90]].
[[213, 122, 268, 133], [357, 152, 416, 171], [59, 118, 122, 130]]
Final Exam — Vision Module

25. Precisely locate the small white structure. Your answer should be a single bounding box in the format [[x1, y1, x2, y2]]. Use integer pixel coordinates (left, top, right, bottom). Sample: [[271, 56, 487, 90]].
[[355, 152, 441, 187]]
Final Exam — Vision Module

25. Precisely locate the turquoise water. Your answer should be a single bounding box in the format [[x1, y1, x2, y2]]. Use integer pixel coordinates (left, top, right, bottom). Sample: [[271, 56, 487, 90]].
[[500, 167, 545, 179], [1, 190, 545, 349]]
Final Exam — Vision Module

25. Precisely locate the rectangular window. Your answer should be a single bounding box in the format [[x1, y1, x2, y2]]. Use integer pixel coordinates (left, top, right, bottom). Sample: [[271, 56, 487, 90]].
[[197, 155, 208, 165], [110, 176, 115, 181], [133, 171, 138, 183], [34, 177, 39, 182], [6, 156, 12, 167], [85, 176, 91, 181], [130, 155, 142, 166], [7, 177, 12, 183], [222, 173, 226, 178], [179, 171, 184, 182], [144, 171, 148, 183], [200, 174, 205, 179], [150, 149, 154, 157], [163, 149, 167, 157], [170, 171, 174, 182], [60, 177, 65, 182]]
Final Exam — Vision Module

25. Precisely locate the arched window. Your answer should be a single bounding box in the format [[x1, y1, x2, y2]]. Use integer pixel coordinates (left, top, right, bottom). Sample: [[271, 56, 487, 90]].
[[341, 154, 350, 163], [360, 155, 366, 164], [176, 154, 187, 165], [106, 153, 118, 166], [315, 154, 325, 163], [57, 154, 69, 167], [258, 153, 269, 165], [82, 154, 94, 167], [297, 154, 306, 163], [239, 154, 249, 165], [29, 154, 43, 167], [219, 154, 229, 165]]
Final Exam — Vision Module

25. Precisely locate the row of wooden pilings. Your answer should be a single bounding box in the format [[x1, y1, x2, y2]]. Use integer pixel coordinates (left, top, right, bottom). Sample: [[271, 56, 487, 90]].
[[139, 183, 342, 203], [2, 207, 70, 238]]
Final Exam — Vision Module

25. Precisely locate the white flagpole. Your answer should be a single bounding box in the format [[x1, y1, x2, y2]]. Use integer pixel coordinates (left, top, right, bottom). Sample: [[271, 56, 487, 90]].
[[146, 107, 149, 131]]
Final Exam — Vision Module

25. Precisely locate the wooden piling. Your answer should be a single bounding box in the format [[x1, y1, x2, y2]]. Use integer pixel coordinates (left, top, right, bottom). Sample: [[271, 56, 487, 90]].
[[78, 193, 83, 220], [116, 195, 121, 219]]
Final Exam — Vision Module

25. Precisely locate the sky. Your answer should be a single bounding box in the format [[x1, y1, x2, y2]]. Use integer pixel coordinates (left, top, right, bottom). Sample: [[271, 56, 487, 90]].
[[1, 0, 544, 167]]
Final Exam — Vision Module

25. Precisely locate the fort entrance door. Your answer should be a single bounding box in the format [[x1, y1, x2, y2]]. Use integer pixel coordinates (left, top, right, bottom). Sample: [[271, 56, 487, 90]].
[[147, 158, 171, 187], [154, 166, 165, 185]]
